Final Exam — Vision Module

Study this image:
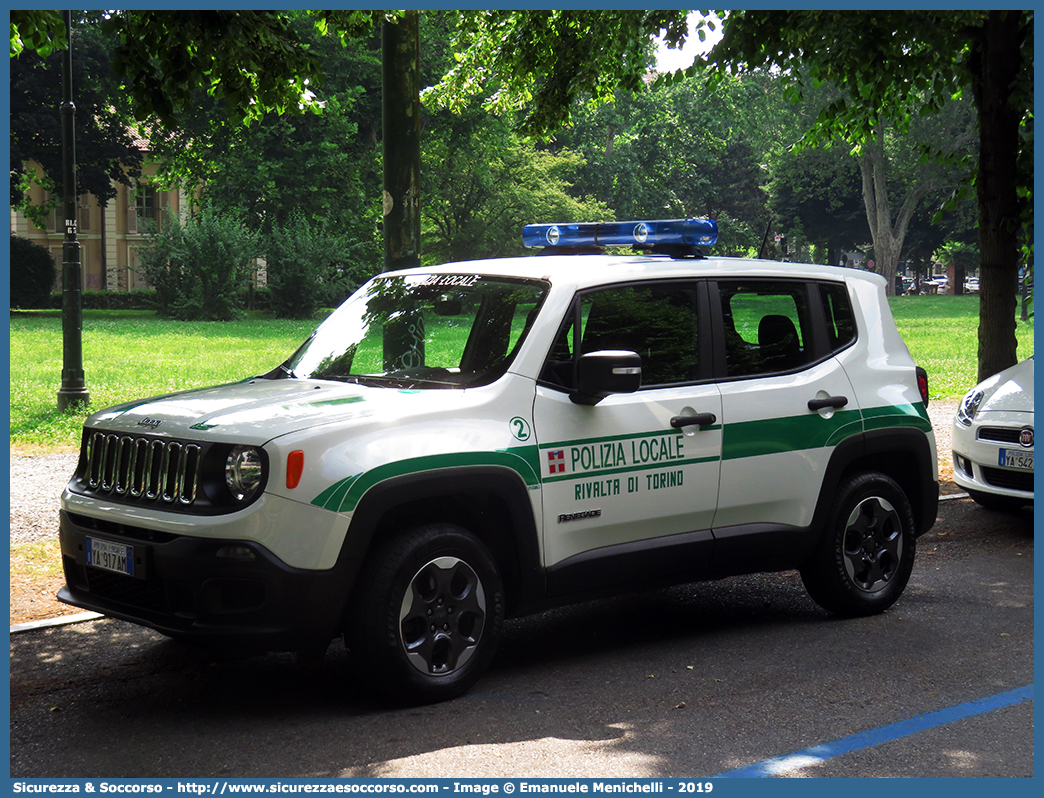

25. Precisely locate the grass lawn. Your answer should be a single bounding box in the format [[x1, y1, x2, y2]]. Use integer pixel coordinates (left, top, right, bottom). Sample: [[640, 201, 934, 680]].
[[8, 296, 1033, 453], [889, 295, 1034, 399], [10, 310, 321, 451]]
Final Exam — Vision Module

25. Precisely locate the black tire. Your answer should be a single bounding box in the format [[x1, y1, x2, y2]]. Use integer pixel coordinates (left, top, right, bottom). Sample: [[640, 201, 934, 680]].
[[800, 471, 916, 617], [968, 489, 1028, 513], [350, 523, 504, 704]]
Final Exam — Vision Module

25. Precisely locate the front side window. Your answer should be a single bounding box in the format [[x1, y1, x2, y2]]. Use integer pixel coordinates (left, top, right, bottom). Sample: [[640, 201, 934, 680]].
[[284, 274, 548, 389], [718, 280, 813, 377], [541, 282, 700, 390]]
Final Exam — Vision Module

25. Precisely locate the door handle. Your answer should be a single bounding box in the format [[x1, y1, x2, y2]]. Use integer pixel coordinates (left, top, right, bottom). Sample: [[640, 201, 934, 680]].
[[670, 412, 717, 429], [808, 395, 848, 411]]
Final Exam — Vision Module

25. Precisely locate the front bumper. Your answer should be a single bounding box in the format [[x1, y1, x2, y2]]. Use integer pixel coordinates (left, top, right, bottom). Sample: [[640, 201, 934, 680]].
[[58, 509, 360, 651], [951, 419, 1034, 502]]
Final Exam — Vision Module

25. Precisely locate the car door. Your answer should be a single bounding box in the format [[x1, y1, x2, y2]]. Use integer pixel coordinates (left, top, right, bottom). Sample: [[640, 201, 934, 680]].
[[532, 280, 722, 597], [709, 278, 861, 566]]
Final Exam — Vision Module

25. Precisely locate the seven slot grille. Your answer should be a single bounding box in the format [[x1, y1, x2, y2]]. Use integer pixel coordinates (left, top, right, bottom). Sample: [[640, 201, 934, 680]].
[[82, 432, 201, 505]]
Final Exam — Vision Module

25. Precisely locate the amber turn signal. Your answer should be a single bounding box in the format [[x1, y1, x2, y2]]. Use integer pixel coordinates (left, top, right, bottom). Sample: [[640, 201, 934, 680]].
[[286, 450, 304, 489]]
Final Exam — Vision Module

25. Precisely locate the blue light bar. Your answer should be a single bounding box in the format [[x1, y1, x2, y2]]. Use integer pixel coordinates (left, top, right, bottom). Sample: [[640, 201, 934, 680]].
[[522, 218, 718, 249]]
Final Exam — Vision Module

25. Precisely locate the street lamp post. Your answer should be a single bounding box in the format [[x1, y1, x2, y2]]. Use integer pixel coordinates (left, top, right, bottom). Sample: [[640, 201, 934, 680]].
[[56, 10, 89, 411]]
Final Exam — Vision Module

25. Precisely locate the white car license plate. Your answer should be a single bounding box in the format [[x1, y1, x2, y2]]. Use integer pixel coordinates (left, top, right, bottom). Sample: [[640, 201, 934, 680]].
[[999, 448, 1034, 471], [86, 537, 134, 576]]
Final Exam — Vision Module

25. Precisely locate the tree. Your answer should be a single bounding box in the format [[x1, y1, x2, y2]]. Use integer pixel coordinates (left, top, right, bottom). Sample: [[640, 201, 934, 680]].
[[430, 10, 1030, 378], [137, 206, 259, 321], [148, 15, 384, 264], [9, 234, 57, 308], [552, 70, 774, 255], [98, 10, 382, 127], [265, 213, 365, 319], [10, 9, 396, 277], [424, 10, 689, 137], [9, 10, 66, 57], [422, 108, 612, 263], [693, 10, 1032, 379], [769, 144, 865, 262], [10, 12, 143, 225]]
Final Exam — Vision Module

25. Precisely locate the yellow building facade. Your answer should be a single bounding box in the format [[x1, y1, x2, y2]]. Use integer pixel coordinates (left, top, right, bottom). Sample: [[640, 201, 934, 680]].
[[9, 161, 187, 293]]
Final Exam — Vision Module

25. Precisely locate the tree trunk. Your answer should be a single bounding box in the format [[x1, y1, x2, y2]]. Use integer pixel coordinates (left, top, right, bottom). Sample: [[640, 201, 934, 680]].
[[383, 11, 421, 272], [969, 11, 1025, 381], [858, 126, 926, 296]]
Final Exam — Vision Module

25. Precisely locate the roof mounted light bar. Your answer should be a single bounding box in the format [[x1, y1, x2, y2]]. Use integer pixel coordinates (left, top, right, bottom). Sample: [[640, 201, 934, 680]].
[[522, 218, 718, 258]]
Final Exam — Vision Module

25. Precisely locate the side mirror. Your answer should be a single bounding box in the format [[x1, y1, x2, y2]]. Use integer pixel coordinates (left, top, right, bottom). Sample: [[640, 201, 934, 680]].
[[571, 351, 642, 405]]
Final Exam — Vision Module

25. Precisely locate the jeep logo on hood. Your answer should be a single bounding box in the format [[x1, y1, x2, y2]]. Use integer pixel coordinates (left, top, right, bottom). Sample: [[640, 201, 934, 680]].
[[136, 417, 162, 430]]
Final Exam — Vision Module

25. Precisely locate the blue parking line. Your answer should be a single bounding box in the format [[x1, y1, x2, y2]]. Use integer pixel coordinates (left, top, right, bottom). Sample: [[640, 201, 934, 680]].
[[714, 685, 1034, 778]]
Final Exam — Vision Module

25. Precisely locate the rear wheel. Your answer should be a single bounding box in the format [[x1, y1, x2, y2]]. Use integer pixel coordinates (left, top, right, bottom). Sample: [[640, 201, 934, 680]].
[[801, 472, 916, 617], [350, 523, 503, 704]]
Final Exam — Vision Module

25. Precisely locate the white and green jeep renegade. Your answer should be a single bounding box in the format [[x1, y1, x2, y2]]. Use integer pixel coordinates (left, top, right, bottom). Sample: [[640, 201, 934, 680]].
[[59, 219, 938, 703]]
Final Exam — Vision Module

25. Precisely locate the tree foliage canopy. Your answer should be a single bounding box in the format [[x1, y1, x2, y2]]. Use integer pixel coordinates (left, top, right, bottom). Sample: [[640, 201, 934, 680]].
[[424, 10, 689, 137], [10, 10, 66, 57], [692, 9, 1032, 377], [99, 10, 384, 127], [8, 8, 1020, 375], [10, 12, 144, 223], [694, 10, 978, 146]]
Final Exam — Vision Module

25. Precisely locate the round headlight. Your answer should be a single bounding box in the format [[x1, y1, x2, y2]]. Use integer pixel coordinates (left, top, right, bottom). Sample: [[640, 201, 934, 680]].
[[226, 446, 264, 501]]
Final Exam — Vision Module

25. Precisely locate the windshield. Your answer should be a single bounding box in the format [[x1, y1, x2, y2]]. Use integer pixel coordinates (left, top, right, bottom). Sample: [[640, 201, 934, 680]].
[[282, 274, 549, 389]]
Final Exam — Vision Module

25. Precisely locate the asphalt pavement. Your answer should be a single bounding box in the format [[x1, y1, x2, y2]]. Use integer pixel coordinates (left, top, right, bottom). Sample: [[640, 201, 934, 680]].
[[9, 496, 1034, 779]]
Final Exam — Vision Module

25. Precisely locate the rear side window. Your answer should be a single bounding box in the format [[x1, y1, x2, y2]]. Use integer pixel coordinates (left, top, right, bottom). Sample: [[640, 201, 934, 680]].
[[819, 281, 857, 353], [717, 280, 813, 377]]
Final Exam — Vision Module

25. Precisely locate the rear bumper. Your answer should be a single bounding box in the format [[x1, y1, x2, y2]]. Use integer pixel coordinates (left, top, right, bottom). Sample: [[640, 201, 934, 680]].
[[58, 509, 358, 651]]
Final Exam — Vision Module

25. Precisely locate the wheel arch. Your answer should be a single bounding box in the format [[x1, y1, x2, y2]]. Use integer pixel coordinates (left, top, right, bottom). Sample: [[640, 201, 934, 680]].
[[338, 466, 543, 621], [811, 428, 938, 544]]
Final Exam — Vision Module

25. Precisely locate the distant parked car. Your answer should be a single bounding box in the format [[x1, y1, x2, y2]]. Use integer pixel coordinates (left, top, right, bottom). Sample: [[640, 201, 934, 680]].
[[952, 357, 1034, 510], [965, 278, 980, 294]]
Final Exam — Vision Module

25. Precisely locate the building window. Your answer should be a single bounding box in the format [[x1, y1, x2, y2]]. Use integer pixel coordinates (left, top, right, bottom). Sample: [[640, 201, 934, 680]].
[[42, 193, 91, 233], [128, 185, 167, 234], [78, 199, 91, 232]]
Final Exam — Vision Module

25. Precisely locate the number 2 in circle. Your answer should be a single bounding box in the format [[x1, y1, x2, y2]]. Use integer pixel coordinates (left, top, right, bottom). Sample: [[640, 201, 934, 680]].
[[510, 417, 531, 441]]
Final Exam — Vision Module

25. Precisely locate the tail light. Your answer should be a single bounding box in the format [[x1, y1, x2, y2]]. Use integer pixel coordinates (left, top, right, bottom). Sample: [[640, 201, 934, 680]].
[[916, 366, 930, 407]]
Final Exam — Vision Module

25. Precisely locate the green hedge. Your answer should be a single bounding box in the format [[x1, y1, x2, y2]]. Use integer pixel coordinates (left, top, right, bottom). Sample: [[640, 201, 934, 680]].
[[46, 289, 158, 310], [44, 286, 274, 312]]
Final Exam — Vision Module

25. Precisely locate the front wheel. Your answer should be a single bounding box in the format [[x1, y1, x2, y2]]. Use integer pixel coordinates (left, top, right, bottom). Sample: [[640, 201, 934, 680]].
[[350, 523, 504, 704], [800, 472, 916, 617]]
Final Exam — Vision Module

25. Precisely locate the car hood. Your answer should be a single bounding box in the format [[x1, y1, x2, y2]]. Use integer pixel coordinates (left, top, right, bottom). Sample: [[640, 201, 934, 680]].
[[977, 357, 1034, 414], [86, 378, 445, 443]]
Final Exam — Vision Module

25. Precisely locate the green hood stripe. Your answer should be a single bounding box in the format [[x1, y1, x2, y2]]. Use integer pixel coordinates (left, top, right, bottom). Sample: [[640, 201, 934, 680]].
[[312, 448, 540, 513]]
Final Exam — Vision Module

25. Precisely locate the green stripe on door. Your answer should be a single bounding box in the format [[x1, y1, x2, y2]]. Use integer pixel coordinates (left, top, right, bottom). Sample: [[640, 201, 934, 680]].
[[721, 409, 863, 460], [310, 403, 930, 509]]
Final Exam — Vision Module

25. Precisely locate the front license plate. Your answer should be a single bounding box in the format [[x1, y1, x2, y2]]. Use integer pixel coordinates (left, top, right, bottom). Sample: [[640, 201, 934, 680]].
[[999, 448, 1034, 471], [86, 537, 134, 576]]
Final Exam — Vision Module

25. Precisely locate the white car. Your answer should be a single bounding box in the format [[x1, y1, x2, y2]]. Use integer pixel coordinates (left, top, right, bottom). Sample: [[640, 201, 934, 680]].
[[952, 357, 1034, 510], [58, 218, 938, 703]]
